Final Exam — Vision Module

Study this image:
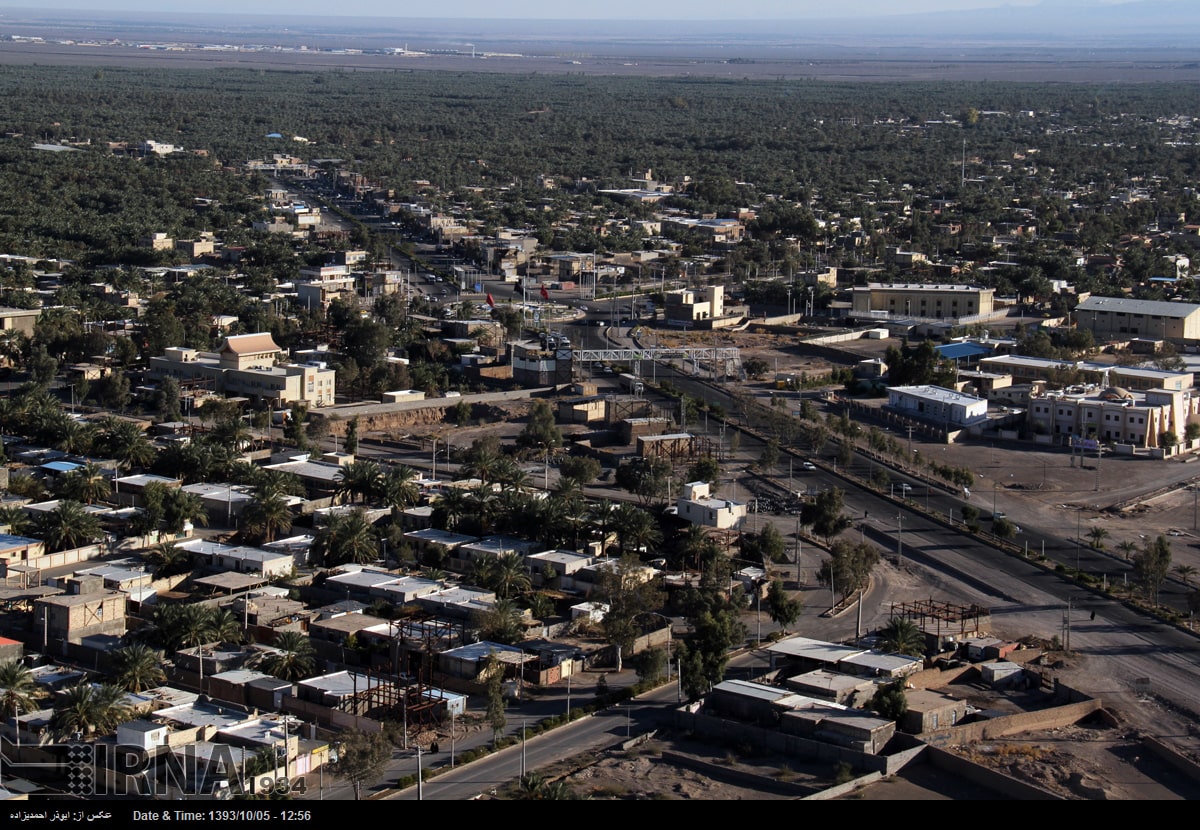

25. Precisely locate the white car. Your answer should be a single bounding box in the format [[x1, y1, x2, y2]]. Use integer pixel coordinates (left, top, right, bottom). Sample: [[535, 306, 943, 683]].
[[802, 462, 817, 471]]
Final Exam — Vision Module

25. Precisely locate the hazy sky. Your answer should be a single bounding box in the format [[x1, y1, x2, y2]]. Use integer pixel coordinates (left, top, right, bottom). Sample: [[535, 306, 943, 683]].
[[0, 1, 1144, 21]]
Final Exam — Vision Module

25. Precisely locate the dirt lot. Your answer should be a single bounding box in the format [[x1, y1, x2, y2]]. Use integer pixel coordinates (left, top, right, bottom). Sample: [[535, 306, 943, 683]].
[[498, 660, 1200, 801]]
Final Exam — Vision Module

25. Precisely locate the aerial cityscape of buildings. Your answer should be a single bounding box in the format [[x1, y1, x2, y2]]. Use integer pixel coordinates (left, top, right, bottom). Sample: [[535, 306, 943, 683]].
[[1, 10, 1200, 805]]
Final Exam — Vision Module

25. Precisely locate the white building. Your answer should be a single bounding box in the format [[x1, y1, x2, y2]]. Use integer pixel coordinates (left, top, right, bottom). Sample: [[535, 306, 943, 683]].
[[886, 385, 988, 428], [675, 481, 747, 530]]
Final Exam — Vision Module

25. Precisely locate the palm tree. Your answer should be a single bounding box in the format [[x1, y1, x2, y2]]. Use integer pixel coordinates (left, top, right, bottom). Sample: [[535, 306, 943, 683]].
[[261, 631, 316, 681], [473, 598, 524, 644], [336, 460, 383, 505], [492, 458, 531, 491], [525, 592, 555, 621], [675, 524, 718, 574], [110, 644, 166, 693], [1175, 564, 1198, 589], [461, 444, 505, 486], [240, 491, 294, 544], [468, 553, 499, 590], [589, 500, 617, 556], [532, 497, 567, 548], [1116, 540, 1138, 562], [34, 500, 103, 553], [56, 461, 113, 505], [558, 495, 592, 551], [491, 488, 537, 537], [161, 488, 209, 535], [209, 609, 245, 645], [877, 617, 927, 658], [432, 486, 472, 533], [142, 542, 193, 579], [210, 417, 254, 453], [102, 419, 156, 473], [252, 468, 305, 499], [51, 683, 131, 739], [0, 659, 38, 721], [611, 503, 662, 557], [466, 484, 497, 536], [1087, 527, 1109, 551], [517, 772, 580, 800], [492, 552, 532, 600], [175, 604, 216, 651], [380, 465, 419, 511], [0, 505, 33, 536], [313, 510, 379, 568], [53, 418, 96, 457]]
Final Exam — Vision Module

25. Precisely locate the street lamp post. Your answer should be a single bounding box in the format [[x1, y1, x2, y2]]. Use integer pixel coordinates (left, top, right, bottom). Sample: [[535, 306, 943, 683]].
[[896, 513, 903, 563], [1076, 509, 1083, 572]]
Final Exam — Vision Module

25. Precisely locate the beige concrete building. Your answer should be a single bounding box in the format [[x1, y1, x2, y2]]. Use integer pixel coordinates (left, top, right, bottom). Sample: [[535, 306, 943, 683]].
[[148, 332, 337, 408], [850, 283, 994, 320], [675, 481, 747, 530], [35, 589, 126, 644], [1028, 386, 1198, 448], [0, 307, 41, 338], [296, 264, 357, 311], [978, 354, 1192, 392], [139, 232, 173, 251], [1072, 296, 1200, 342], [665, 285, 737, 328]]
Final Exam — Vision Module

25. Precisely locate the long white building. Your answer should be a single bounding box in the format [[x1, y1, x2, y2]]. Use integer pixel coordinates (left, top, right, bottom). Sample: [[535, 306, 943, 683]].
[[886, 385, 989, 428]]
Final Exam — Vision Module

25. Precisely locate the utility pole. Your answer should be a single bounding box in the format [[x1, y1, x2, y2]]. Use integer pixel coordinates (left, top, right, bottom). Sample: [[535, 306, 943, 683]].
[[1063, 597, 1072, 653], [416, 746, 423, 801]]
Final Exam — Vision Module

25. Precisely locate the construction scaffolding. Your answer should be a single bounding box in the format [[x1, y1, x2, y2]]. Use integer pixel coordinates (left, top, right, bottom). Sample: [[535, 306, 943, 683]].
[[888, 599, 992, 640], [637, 432, 723, 464]]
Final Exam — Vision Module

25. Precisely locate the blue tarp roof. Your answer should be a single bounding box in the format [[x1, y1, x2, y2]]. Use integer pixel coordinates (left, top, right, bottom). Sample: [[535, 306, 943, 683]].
[[40, 461, 82, 473], [936, 342, 993, 361]]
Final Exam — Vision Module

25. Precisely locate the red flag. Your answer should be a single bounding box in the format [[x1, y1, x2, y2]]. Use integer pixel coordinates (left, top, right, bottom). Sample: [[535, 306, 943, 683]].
[[486, 293, 495, 308], [540, 284, 550, 301]]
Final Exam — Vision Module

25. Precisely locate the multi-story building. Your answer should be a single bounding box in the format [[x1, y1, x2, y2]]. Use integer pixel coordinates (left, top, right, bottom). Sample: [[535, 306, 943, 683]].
[[675, 481, 747, 530], [978, 354, 1192, 392], [149, 333, 336, 408], [850, 283, 994, 321], [665, 285, 740, 328], [296, 264, 358, 310], [1027, 386, 1197, 448], [510, 339, 573, 386]]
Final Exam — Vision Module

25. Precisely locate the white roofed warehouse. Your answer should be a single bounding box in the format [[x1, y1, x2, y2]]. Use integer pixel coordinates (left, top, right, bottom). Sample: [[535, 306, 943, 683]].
[[886, 385, 989, 429]]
